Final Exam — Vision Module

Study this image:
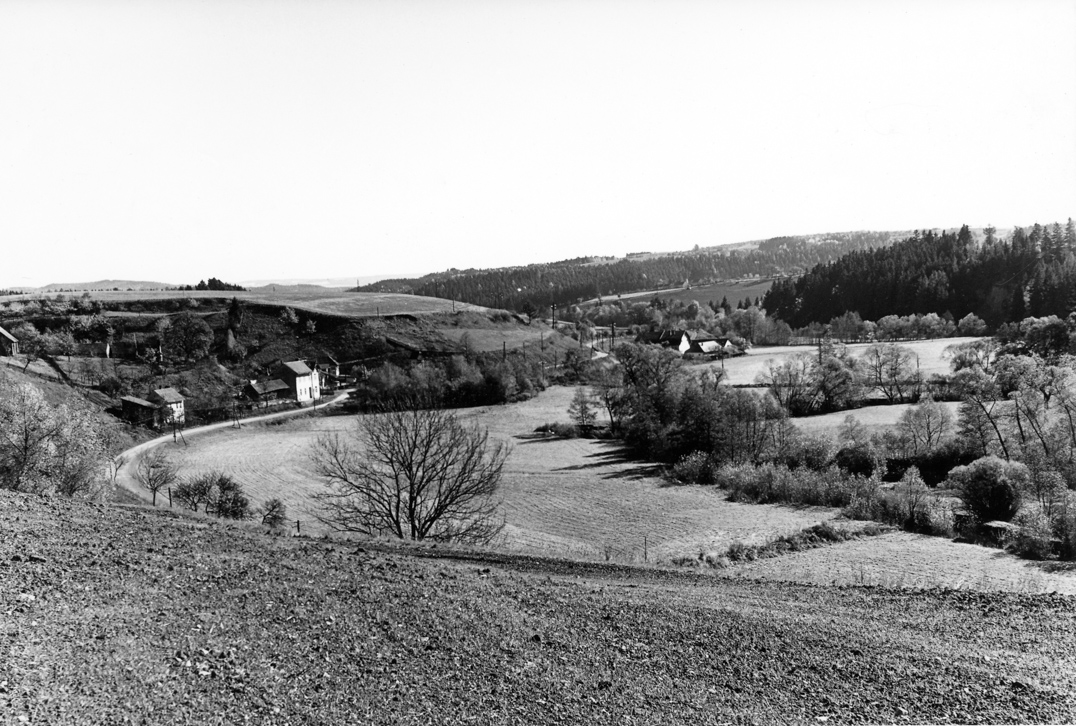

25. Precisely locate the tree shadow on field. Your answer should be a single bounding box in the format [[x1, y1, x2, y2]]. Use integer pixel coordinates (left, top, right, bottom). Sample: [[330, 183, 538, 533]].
[[552, 442, 665, 481]]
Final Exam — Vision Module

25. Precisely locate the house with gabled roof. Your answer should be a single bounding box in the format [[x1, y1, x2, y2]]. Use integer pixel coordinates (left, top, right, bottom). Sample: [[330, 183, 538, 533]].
[[274, 360, 321, 403], [0, 325, 19, 356], [149, 388, 186, 426]]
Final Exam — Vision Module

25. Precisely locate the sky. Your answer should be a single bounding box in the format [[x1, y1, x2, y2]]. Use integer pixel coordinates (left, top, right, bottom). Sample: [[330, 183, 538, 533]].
[[1, 0, 1074, 289]]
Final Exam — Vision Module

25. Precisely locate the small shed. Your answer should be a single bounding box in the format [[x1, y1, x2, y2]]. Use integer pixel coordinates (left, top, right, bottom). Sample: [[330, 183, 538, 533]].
[[120, 396, 158, 426], [244, 379, 291, 404], [0, 325, 19, 356]]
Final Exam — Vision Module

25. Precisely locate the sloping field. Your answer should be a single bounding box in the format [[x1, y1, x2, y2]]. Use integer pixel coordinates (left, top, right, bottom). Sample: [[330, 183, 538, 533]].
[[581, 277, 774, 307], [704, 336, 985, 386], [0, 289, 484, 318], [162, 386, 842, 560]]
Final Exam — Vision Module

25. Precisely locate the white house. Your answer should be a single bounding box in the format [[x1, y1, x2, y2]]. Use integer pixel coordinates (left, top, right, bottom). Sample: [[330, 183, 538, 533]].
[[149, 388, 186, 426], [275, 361, 321, 403]]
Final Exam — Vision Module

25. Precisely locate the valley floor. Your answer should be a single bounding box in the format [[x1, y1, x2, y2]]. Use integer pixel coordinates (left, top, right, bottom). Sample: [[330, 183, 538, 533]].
[[2, 489, 1075, 725]]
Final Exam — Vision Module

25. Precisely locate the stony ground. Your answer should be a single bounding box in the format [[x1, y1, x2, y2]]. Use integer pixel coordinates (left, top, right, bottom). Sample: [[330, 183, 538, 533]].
[[3, 489, 1076, 725]]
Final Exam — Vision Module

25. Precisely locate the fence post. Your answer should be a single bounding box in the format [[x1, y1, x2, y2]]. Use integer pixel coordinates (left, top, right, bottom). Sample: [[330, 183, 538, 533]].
[[295, 519, 301, 535], [168, 487, 172, 508]]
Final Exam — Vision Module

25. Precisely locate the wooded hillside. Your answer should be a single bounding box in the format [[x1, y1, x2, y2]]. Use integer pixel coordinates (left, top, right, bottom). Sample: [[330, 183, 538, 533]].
[[764, 221, 1076, 328]]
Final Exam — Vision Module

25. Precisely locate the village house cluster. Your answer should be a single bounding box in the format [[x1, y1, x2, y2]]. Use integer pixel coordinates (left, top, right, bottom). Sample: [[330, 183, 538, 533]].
[[0, 320, 345, 430]]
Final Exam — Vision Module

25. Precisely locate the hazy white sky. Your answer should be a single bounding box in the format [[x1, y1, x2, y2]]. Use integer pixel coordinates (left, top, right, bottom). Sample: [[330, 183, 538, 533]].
[[2, 0, 1074, 289]]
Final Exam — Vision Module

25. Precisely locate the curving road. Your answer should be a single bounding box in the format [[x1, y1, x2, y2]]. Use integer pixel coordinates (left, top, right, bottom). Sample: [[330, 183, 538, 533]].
[[114, 391, 352, 503]]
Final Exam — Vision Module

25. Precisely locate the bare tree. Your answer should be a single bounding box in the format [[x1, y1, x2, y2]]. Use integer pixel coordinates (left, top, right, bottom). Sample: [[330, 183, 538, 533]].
[[860, 343, 915, 403], [898, 397, 954, 456], [259, 498, 288, 527], [312, 407, 508, 544], [134, 449, 179, 506]]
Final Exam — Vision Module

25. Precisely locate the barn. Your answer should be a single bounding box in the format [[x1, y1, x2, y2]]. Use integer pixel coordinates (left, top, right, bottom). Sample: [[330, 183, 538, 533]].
[[0, 325, 19, 355]]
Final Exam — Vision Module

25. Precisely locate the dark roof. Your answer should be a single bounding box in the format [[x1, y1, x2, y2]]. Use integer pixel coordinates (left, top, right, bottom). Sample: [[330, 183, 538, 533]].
[[120, 396, 156, 408], [279, 360, 313, 376], [635, 330, 687, 345], [152, 387, 185, 404], [0, 326, 17, 343], [247, 379, 291, 396]]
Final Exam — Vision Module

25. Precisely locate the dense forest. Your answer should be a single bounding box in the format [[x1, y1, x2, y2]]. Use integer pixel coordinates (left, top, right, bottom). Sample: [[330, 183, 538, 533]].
[[356, 231, 905, 313], [764, 221, 1076, 329]]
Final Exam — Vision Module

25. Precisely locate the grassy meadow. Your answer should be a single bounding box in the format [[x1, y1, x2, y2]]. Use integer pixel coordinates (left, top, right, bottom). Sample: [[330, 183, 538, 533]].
[[150, 382, 1076, 594], [161, 386, 843, 561]]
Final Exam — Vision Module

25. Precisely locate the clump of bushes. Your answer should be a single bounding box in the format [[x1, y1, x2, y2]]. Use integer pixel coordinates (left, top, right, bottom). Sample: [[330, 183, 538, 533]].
[[714, 463, 869, 508], [669, 451, 718, 485], [677, 522, 889, 569], [843, 467, 955, 537]]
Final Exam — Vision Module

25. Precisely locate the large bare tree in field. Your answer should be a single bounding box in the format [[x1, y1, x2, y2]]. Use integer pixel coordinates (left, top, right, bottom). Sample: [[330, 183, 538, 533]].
[[312, 407, 508, 544]]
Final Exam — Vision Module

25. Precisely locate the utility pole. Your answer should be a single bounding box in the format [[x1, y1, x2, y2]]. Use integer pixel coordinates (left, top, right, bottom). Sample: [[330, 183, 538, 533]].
[[551, 303, 556, 329]]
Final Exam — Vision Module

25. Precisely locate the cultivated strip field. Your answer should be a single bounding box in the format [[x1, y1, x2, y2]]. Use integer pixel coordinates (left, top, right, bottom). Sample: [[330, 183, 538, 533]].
[[704, 336, 984, 386]]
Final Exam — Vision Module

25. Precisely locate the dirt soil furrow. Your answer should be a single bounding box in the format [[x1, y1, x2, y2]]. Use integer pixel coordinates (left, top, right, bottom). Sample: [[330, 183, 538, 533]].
[[2, 489, 1075, 725]]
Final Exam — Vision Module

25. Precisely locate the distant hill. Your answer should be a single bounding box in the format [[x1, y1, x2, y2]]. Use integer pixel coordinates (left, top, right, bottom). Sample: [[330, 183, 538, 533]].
[[355, 230, 915, 313], [35, 280, 178, 292]]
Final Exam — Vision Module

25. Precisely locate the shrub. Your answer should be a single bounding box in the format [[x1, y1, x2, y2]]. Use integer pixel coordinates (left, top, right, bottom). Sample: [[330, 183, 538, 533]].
[[834, 443, 884, 478], [99, 376, 124, 397], [670, 451, 718, 485], [534, 422, 577, 438], [948, 456, 1028, 523], [1008, 510, 1056, 560], [1053, 493, 1076, 561], [777, 433, 834, 472]]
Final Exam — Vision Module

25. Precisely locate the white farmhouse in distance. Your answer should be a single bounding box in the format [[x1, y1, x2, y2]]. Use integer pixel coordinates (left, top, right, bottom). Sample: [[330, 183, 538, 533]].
[[274, 361, 321, 403]]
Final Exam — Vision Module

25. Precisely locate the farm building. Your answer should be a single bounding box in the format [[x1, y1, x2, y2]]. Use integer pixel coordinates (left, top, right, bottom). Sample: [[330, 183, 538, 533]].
[[685, 336, 738, 358], [636, 329, 736, 357], [149, 388, 186, 426], [0, 325, 19, 355], [120, 396, 158, 426], [244, 379, 291, 404], [274, 360, 320, 403], [635, 329, 690, 354]]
